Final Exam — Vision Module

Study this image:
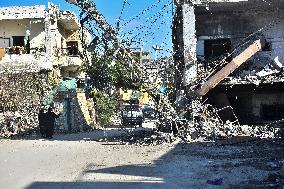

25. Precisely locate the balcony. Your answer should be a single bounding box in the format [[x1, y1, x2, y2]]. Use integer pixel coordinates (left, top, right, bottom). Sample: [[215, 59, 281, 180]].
[[0, 47, 51, 72], [59, 46, 84, 68], [66, 56, 83, 67], [0, 54, 40, 73], [58, 10, 80, 31]]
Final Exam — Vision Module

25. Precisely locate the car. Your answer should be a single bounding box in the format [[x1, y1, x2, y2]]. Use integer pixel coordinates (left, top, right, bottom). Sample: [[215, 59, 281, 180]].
[[121, 104, 143, 127], [142, 106, 157, 119]]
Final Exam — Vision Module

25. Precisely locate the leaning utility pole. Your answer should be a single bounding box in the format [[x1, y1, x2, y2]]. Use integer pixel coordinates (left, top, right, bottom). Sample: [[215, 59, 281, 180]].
[[196, 38, 265, 97]]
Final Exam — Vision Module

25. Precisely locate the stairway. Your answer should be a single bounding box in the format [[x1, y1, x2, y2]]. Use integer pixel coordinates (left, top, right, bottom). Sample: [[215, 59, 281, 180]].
[[76, 91, 95, 130]]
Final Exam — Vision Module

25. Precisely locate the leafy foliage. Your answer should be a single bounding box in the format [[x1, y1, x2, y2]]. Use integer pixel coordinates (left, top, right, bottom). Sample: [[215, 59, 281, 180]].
[[82, 53, 142, 91], [91, 89, 118, 126], [84, 54, 112, 91], [110, 59, 142, 91]]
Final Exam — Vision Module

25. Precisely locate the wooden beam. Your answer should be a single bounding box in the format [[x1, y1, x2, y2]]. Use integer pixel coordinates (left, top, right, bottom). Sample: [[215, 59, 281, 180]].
[[196, 38, 265, 97]]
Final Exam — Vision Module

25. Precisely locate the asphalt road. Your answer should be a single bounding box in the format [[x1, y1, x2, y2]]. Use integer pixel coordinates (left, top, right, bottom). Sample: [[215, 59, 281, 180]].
[[0, 130, 278, 189]]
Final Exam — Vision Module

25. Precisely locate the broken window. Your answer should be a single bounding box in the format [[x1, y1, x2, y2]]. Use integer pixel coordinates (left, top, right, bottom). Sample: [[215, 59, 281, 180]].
[[66, 41, 78, 56], [12, 36, 25, 47], [204, 38, 231, 61]]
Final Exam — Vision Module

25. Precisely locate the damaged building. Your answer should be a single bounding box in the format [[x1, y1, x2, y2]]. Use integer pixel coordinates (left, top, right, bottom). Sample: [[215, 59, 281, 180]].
[[173, 0, 284, 124], [0, 3, 95, 136]]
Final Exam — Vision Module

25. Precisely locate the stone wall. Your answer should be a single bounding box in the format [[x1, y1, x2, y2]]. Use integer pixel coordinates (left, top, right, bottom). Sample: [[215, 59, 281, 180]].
[[54, 90, 96, 133], [0, 72, 49, 137]]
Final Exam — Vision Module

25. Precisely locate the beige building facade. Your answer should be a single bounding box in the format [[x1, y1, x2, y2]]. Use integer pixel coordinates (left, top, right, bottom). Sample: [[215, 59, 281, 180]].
[[0, 3, 95, 135], [0, 3, 92, 78]]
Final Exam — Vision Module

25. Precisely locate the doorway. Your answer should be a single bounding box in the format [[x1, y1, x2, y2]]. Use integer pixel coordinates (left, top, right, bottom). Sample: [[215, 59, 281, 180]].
[[64, 99, 71, 131]]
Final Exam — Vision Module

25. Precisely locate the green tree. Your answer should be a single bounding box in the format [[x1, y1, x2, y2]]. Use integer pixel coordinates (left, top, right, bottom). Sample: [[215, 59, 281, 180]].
[[82, 53, 143, 126], [91, 88, 117, 126]]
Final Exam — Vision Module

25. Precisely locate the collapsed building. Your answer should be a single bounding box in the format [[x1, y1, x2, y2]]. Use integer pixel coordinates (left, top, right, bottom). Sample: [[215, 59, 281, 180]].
[[0, 3, 96, 137], [173, 0, 284, 124]]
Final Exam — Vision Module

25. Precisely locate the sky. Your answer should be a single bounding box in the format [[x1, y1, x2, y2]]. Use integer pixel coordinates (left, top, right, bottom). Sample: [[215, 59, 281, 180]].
[[0, 0, 174, 57]]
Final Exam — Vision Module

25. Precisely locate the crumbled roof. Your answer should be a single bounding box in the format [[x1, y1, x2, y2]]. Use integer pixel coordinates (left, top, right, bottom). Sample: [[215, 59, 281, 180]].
[[0, 5, 46, 20]]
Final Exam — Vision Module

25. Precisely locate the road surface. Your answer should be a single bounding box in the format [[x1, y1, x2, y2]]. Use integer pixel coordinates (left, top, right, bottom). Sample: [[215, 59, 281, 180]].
[[0, 130, 282, 189]]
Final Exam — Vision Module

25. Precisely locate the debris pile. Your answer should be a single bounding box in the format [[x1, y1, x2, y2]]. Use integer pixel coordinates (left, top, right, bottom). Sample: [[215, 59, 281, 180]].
[[233, 160, 284, 188], [177, 100, 281, 142], [105, 129, 179, 146], [116, 97, 282, 146]]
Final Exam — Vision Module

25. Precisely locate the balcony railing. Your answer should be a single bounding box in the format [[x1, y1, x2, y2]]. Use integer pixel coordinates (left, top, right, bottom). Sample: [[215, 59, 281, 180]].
[[0, 54, 40, 73], [0, 46, 50, 72], [59, 48, 83, 67], [0, 46, 84, 72]]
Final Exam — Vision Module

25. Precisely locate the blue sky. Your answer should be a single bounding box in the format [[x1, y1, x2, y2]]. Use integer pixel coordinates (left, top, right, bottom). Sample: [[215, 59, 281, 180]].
[[0, 0, 174, 57]]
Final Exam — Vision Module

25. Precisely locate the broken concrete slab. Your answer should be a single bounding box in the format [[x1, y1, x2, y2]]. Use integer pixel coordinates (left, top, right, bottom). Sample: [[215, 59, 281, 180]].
[[197, 38, 265, 96]]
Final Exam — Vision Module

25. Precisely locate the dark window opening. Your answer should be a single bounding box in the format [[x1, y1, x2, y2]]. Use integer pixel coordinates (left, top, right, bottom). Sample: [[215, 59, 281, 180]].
[[262, 41, 272, 51], [77, 79, 85, 88], [12, 36, 25, 47], [204, 38, 232, 61], [261, 104, 284, 120], [66, 41, 78, 56], [61, 37, 64, 49]]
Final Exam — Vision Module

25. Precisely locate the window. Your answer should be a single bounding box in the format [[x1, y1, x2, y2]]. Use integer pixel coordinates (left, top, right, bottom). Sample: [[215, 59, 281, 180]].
[[66, 41, 78, 56], [12, 36, 25, 47], [204, 38, 231, 61]]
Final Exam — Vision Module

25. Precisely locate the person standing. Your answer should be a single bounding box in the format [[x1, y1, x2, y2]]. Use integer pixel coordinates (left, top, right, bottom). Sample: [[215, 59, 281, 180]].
[[45, 107, 60, 139], [38, 108, 46, 138]]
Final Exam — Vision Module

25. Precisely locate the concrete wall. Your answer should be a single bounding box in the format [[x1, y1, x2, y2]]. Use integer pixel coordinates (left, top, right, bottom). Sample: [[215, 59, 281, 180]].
[[251, 92, 284, 120]]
